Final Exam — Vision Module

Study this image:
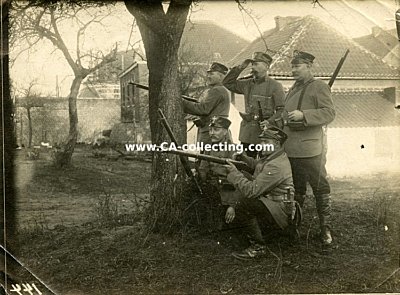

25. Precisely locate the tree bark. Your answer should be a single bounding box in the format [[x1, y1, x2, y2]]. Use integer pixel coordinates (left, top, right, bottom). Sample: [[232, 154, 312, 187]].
[[53, 76, 83, 168], [124, 0, 193, 232], [26, 107, 32, 148]]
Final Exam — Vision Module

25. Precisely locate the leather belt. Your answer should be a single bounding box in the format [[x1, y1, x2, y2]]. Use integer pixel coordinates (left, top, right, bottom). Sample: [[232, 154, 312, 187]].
[[263, 194, 285, 202]]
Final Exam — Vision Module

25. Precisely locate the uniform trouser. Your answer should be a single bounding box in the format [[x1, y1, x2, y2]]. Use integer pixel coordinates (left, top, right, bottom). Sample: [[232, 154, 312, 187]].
[[232, 198, 278, 245], [241, 142, 258, 159], [289, 154, 332, 229]]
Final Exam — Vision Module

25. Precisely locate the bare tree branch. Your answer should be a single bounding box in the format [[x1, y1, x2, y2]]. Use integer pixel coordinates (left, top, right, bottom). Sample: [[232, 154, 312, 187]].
[[235, 0, 270, 54]]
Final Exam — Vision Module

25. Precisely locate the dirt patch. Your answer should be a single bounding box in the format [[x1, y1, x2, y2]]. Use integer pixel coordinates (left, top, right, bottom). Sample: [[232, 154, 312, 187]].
[[7, 147, 400, 294]]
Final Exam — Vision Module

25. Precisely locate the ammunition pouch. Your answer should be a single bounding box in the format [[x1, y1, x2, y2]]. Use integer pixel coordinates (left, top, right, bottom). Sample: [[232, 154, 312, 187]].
[[287, 120, 306, 131]]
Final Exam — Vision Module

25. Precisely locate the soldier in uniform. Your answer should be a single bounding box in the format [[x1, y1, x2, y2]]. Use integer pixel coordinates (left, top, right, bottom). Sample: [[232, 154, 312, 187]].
[[182, 62, 230, 145], [198, 116, 240, 223], [283, 50, 336, 245], [223, 52, 285, 158], [223, 126, 296, 260]]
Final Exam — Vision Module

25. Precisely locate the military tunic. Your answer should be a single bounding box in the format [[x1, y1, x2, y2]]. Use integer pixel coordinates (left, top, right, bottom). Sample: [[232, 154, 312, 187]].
[[283, 77, 335, 158], [223, 66, 285, 144], [199, 146, 240, 206], [226, 150, 294, 229], [182, 83, 230, 144]]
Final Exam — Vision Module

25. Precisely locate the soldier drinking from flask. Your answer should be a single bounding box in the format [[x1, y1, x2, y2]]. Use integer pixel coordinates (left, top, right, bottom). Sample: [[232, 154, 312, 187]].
[[182, 62, 230, 145], [283, 50, 335, 245], [223, 126, 299, 260], [223, 52, 285, 158]]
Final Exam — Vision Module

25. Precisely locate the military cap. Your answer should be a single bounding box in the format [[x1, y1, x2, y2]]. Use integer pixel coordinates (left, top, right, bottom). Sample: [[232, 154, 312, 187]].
[[249, 52, 273, 64], [259, 125, 288, 144], [207, 62, 229, 75], [291, 50, 315, 64], [209, 116, 231, 129]]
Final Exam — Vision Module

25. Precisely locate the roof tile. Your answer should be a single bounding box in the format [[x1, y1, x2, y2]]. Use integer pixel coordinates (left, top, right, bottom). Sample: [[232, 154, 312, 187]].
[[229, 16, 399, 79]]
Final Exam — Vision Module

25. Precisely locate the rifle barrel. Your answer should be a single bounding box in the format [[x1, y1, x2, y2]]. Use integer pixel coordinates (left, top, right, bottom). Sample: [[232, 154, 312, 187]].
[[160, 148, 253, 174], [328, 49, 350, 88], [129, 82, 198, 102]]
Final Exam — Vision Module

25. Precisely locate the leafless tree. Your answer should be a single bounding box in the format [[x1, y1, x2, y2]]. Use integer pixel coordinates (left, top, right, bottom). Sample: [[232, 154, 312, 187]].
[[10, 1, 118, 167], [14, 80, 44, 148], [123, 0, 195, 232]]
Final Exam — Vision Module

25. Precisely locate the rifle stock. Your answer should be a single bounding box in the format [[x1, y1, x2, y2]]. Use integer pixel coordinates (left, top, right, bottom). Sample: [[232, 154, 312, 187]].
[[157, 109, 203, 194]]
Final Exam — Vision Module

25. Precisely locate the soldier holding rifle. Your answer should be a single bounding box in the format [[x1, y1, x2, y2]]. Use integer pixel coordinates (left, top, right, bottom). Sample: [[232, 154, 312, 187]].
[[283, 50, 336, 245], [223, 126, 299, 260], [223, 52, 285, 158], [197, 116, 241, 225], [182, 62, 230, 145]]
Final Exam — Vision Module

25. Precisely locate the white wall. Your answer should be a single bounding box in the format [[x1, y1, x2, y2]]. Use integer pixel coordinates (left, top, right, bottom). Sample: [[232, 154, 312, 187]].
[[326, 126, 400, 177]]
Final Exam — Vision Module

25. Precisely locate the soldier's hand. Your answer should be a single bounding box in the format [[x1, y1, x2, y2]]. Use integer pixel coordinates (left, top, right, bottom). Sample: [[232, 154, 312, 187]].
[[191, 168, 198, 177], [224, 160, 238, 173], [288, 110, 304, 122], [260, 120, 270, 130], [225, 206, 235, 224], [239, 59, 252, 70], [232, 152, 244, 161]]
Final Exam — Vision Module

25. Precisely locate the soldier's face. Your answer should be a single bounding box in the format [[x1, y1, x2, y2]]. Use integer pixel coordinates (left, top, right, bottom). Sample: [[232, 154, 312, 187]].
[[291, 63, 311, 81], [209, 126, 228, 143], [251, 61, 269, 77], [207, 71, 223, 86], [260, 138, 279, 157]]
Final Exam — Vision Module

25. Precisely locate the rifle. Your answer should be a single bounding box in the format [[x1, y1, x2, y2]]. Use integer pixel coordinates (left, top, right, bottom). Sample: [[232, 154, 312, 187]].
[[128, 82, 198, 103], [328, 49, 350, 88], [157, 108, 203, 194], [158, 148, 254, 174]]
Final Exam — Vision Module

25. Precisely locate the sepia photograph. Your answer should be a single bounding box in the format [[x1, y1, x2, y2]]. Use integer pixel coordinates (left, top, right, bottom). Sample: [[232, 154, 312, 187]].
[[2, 0, 400, 294]]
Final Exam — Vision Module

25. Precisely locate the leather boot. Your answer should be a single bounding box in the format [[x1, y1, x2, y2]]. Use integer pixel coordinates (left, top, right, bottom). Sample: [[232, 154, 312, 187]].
[[232, 218, 266, 260], [294, 194, 306, 208], [316, 194, 332, 245]]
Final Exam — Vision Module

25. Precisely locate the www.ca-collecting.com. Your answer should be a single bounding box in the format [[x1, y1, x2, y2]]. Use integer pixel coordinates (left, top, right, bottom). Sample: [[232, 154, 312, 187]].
[[125, 142, 274, 153]]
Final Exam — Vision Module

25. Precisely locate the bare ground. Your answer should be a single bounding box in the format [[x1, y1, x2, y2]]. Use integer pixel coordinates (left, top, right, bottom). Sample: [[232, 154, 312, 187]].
[[6, 146, 400, 294]]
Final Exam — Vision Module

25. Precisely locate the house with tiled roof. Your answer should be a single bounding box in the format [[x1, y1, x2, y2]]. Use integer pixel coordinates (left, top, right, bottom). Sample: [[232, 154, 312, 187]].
[[353, 27, 399, 68], [180, 20, 249, 64], [115, 21, 250, 144], [229, 15, 400, 177]]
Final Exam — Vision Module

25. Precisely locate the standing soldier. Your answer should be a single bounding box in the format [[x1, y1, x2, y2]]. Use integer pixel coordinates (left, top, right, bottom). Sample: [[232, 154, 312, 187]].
[[198, 116, 240, 224], [223, 52, 285, 158], [182, 62, 230, 145], [283, 50, 336, 245], [223, 126, 297, 259]]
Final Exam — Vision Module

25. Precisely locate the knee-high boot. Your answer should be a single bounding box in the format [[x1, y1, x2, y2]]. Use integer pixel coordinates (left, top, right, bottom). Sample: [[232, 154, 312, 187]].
[[315, 194, 332, 245]]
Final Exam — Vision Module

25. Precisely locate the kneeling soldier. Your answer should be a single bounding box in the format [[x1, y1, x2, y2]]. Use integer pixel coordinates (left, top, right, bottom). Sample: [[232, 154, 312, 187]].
[[224, 126, 299, 259], [198, 116, 240, 223]]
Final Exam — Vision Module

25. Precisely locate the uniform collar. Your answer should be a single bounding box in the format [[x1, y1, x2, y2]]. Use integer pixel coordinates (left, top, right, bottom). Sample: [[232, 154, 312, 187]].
[[253, 75, 267, 84], [294, 75, 314, 87], [259, 148, 285, 162]]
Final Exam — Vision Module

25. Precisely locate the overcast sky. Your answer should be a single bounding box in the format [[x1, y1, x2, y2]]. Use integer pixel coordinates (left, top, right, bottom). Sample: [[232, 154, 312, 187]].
[[10, 0, 398, 97]]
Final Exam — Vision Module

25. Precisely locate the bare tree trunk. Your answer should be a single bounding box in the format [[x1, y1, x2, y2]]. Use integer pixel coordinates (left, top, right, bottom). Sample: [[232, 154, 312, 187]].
[[53, 76, 83, 168], [26, 107, 32, 148], [124, 0, 192, 232]]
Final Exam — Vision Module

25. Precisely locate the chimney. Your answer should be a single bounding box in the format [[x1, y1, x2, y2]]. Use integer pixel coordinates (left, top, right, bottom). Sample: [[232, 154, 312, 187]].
[[372, 26, 383, 37], [274, 16, 291, 31], [383, 86, 400, 108]]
